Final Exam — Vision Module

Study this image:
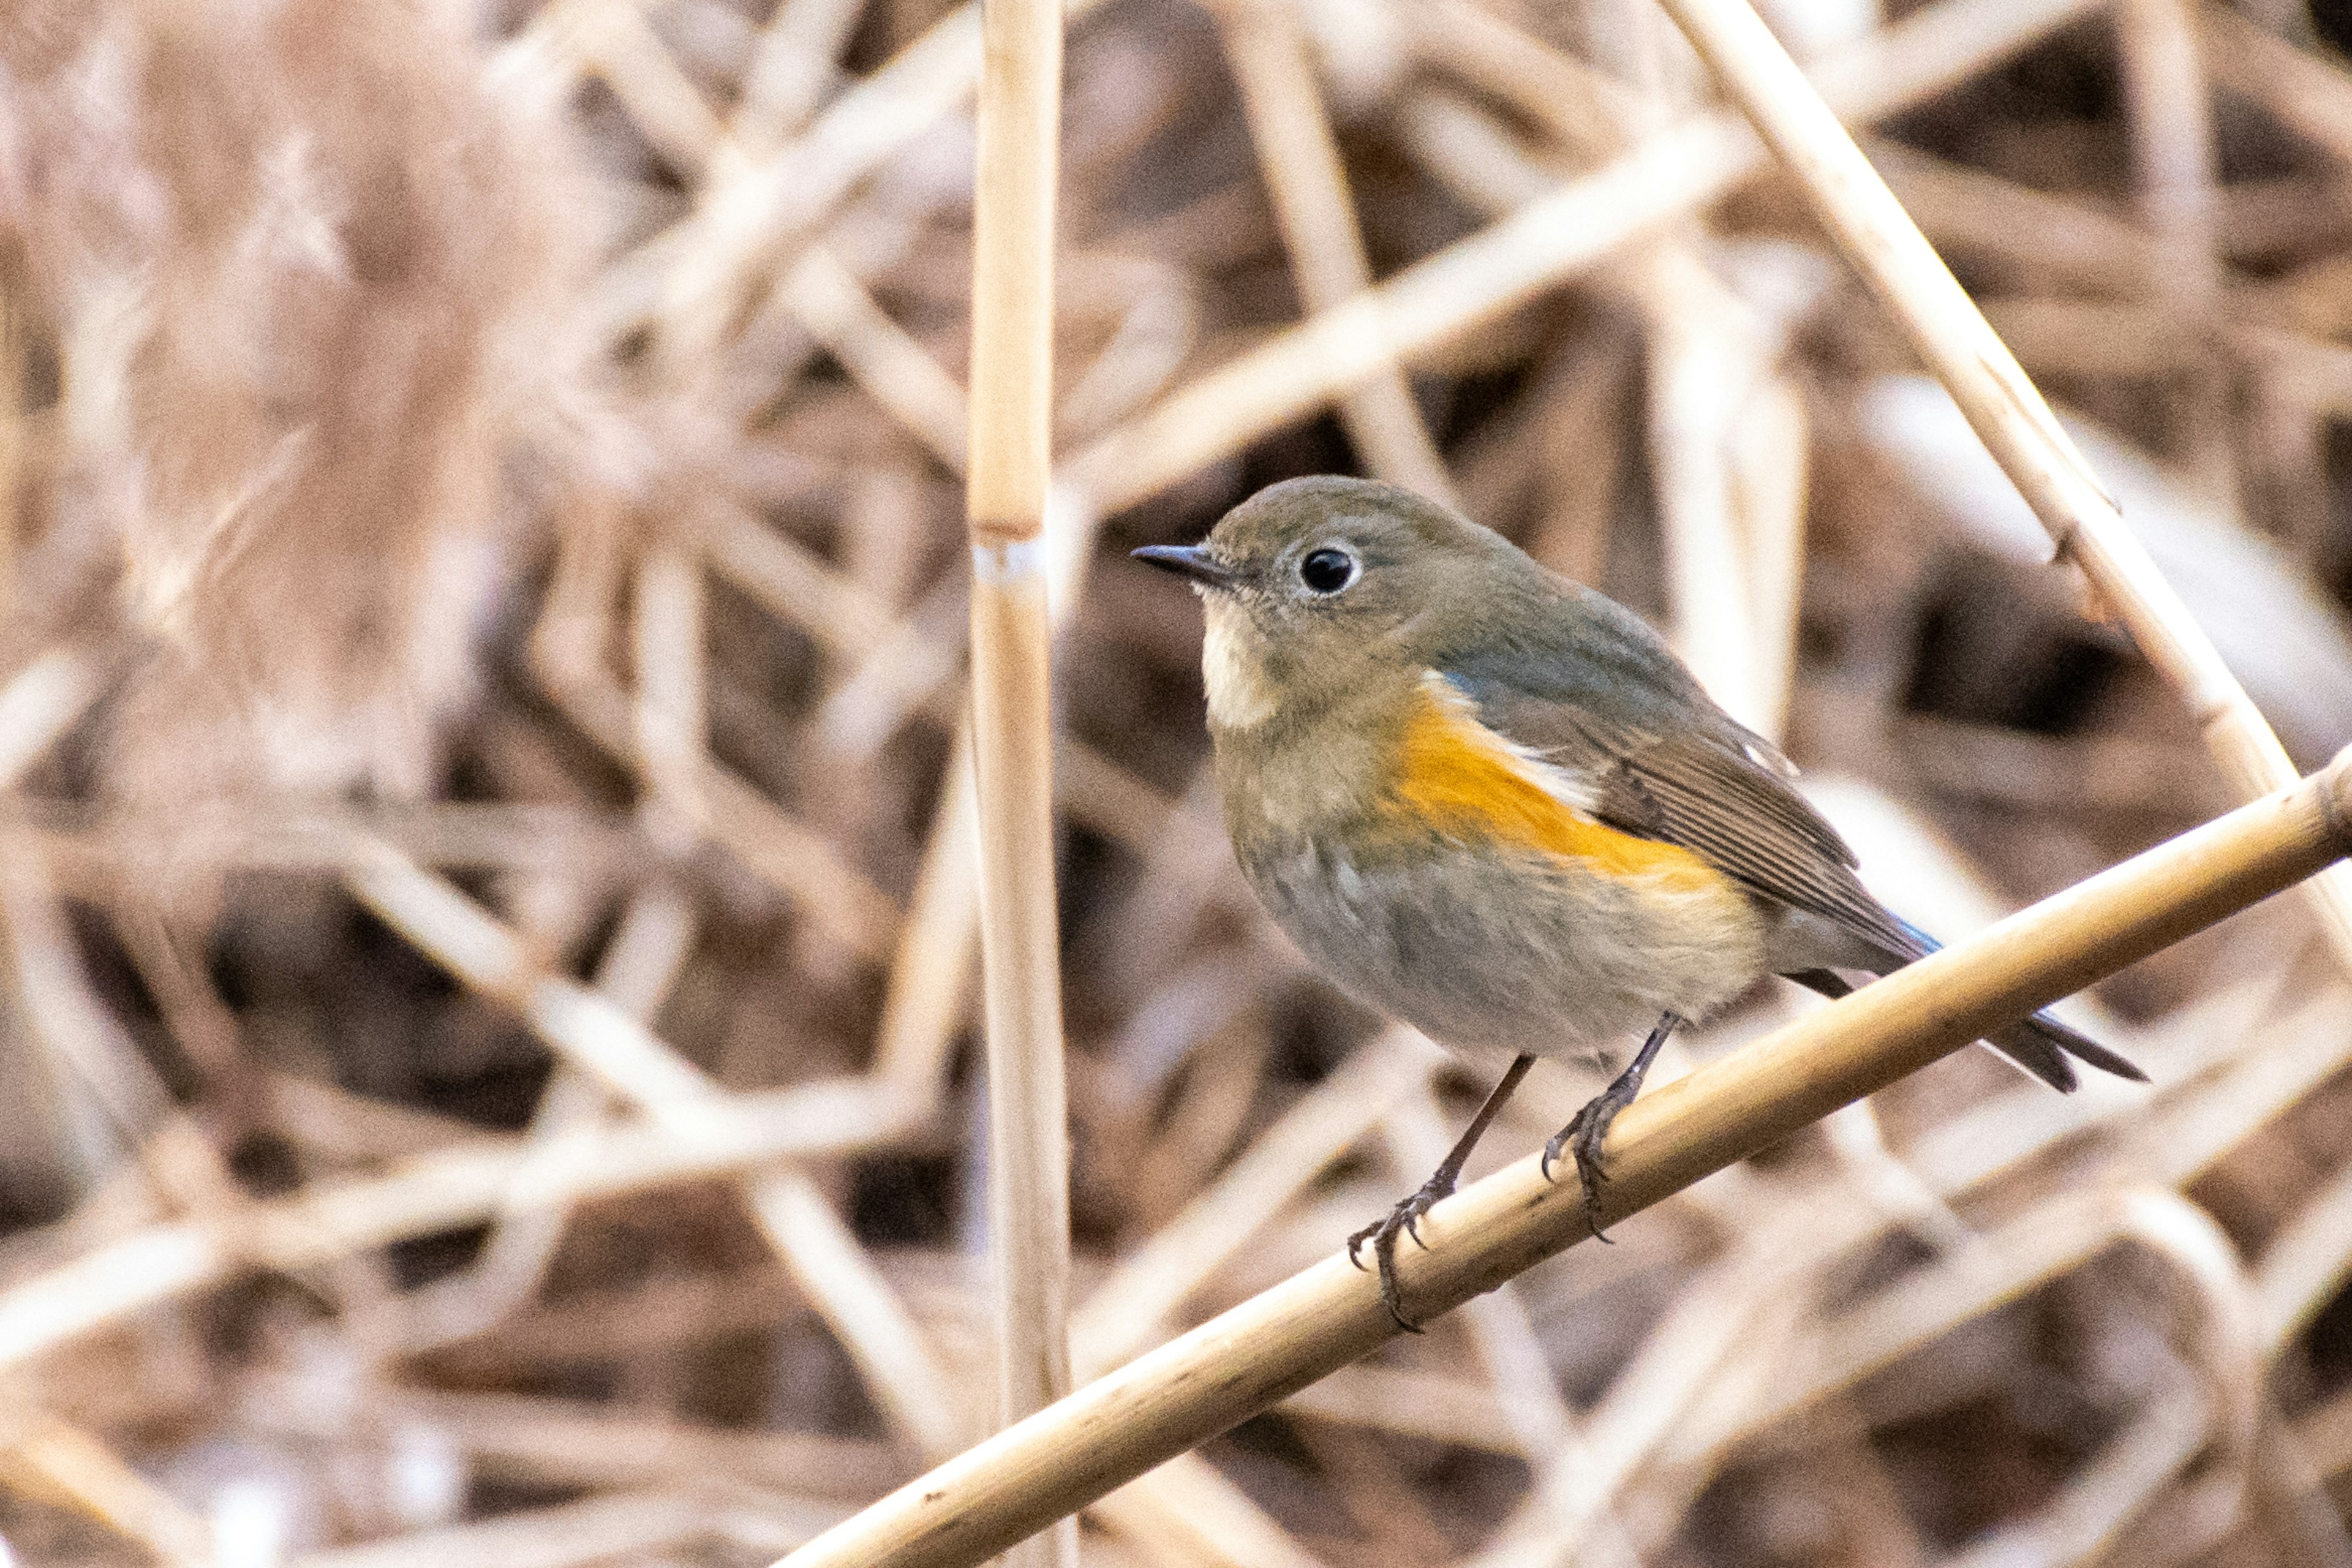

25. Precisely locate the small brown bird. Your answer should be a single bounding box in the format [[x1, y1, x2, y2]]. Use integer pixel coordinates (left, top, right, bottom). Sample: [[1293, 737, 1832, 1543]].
[[1136, 475, 2142, 1327]]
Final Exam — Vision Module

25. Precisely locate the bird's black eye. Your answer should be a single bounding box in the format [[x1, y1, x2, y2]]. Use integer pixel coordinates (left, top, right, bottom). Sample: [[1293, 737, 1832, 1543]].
[[1299, 548, 1357, 595]]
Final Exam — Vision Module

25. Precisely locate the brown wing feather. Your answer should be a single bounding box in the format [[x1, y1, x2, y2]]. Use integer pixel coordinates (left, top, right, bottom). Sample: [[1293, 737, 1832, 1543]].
[[1590, 732, 1913, 956], [1457, 680, 1914, 961]]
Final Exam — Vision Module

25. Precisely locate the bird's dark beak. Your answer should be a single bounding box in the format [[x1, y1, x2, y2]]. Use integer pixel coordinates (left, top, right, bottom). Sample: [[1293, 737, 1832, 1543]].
[[1130, 543, 1239, 590]]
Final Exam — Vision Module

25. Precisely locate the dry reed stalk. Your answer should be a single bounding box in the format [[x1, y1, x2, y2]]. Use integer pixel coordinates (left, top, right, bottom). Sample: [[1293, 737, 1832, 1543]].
[[965, 3, 1074, 1566], [0, 1406, 215, 1566], [1602, 996, 2352, 1531], [1646, 0, 2352, 970], [1686, 1183, 2250, 1457], [633, 543, 706, 831], [380, 886, 693, 1354], [774, 753, 2352, 1568], [1060, 0, 2105, 516], [870, 728, 982, 1096], [738, 0, 872, 154], [1406, 0, 1639, 159], [1070, 1028, 1437, 1376], [2199, 2, 2352, 165], [0, 650, 101, 787], [1276, 1364, 1523, 1452], [0, 848, 257, 1239], [1871, 138, 2166, 295], [1213, 0, 1457, 505], [1087, 1453, 1326, 1568], [783, 247, 972, 472], [349, 848, 972, 1460], [1571, 0, 1782, 730], [562, 0, 728, 178], [0, 1069, 904, 1370], [293, 1484, 846, 1568], [1377, 1094, 1648, 1567], [531, 535, 902, 960], [2114, 0, 2231, 498], [1394, 67, 1805, 735], [1640, 271, 1777, 727], [650, 0, 1114, 363], [374, 1388, 905, 1500]]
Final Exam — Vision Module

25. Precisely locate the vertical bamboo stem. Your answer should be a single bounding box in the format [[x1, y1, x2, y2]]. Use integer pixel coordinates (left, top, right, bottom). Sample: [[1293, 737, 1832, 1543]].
[[1648, 0, 2352, 973], [967, 0, 1076, 1566]]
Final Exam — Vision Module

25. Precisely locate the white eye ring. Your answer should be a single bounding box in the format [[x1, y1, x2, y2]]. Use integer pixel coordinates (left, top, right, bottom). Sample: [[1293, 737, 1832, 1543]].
[[1299, 548, 1357, 594]]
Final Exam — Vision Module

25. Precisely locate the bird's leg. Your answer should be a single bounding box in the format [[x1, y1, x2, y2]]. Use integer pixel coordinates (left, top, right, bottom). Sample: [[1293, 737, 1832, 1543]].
[[1544, 1012, 1679, 1240], [1349, 1053, 1534, 1332]]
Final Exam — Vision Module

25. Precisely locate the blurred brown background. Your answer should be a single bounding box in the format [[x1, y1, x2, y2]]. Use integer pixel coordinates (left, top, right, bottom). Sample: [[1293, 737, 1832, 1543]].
[[2, 0, 2352, 1562]]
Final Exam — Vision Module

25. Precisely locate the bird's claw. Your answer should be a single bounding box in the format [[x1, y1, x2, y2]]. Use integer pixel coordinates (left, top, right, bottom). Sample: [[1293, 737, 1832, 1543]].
[[1346, 1172, 1457, 1332], [1542, 1090, 1632, 1242]]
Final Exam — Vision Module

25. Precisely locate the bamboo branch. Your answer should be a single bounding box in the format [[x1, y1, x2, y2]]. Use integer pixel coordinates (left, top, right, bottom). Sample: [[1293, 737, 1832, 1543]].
[[965, 0, 1075, 1566], [1645, 0, 2352, 969], [773, 750, 2352, 1568]]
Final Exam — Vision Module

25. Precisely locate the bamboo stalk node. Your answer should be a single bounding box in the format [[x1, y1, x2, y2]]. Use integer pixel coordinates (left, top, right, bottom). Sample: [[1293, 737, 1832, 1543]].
[[970, 537, 1046, 576]]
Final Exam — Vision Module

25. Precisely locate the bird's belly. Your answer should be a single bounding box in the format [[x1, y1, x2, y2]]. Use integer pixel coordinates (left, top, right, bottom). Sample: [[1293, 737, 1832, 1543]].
[[1247, 836, 1768, 1065]]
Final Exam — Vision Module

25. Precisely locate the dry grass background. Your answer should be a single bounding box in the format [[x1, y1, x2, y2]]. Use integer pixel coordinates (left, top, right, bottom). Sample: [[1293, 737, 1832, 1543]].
[[1, 0, 2351, 1563]]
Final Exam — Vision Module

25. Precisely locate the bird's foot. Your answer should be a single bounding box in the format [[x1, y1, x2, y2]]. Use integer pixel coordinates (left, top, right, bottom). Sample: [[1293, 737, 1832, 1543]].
[[1540, 1085, 1635, 1242], [1540, 1012, 1676, 1242], [1346, 1172, 1457, 1332]]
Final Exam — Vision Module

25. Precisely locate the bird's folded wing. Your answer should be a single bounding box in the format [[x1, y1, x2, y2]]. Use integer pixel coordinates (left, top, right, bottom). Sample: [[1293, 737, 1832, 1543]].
[[1438, 658, 1915, 962]]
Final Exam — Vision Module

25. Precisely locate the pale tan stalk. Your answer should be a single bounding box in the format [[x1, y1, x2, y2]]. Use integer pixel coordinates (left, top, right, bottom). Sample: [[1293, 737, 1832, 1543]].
[[383, 886, 695, 1353], [0, 1074, 910, 1371], [772, 752, 2352, 1568], [1380, 1095, 1646, 1568], [1215, 0, 1457, 504], [633, 544, 706, 831], [2199, 3, 2352, 166], [871, 725, 983, 1095], [654, 0, 1119, 361], [0, 649, 101, 787], [784, 247, 971, 473], [1647, 0, 2352, 967], [346, 851, 968, 1460], [736, 0, 872, 154], [557, 0, 726, 178], [0, 1409, 215, 1566], [2115, 0, 2231, 499], [1061, 0, 2105, 516], [1396, 78, 1800, 733], [532, 536, 900, 960], [965, 1, 1075, 1564], [1071, 1028, 1436, 1376], [0, 292, 19, 621]]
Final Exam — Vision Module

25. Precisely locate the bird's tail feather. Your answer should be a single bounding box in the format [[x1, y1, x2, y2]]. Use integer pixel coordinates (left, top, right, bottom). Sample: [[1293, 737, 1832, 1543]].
[[1784, 942, 2144, 1093], [1984, 1011, 2144, 1090]]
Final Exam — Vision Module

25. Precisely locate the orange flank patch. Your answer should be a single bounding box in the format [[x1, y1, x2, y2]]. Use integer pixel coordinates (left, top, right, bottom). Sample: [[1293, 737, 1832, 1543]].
[[1386, 680, 1722, 891]]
